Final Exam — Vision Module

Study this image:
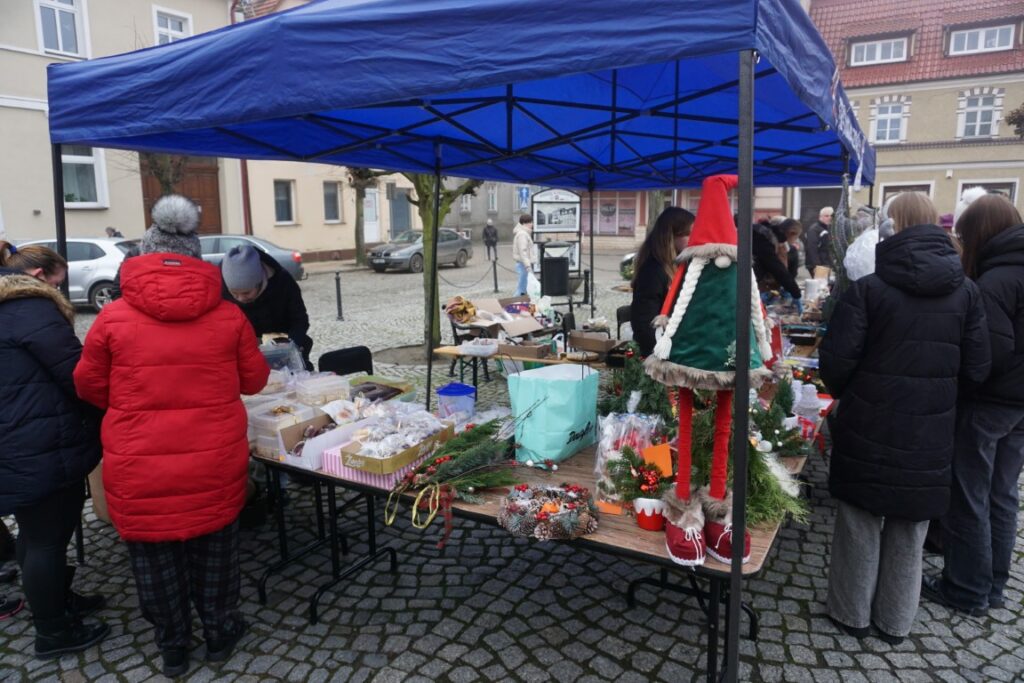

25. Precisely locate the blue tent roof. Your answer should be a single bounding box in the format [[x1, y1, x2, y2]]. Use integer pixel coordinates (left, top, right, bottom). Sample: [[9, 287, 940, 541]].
[[47, 0, 873, 190]]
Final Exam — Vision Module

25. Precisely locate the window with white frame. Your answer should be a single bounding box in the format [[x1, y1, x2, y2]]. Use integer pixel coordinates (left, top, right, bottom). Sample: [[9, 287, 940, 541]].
[[38, 0, 84, 56], [487, 185, 498, 213], [960, 181, 1017, 204], [850, 37, 908, 66], [950, 25, 1014, 55], [881, 183, 932, 205], [154, 8, 192, 45], [274, 180, 296, 224], [460, 194, 472, 213], [957, 88, 1004, 139], [61, 145, 107, 207], [874, 103, 904, 143], [323, 181, 342, 222]]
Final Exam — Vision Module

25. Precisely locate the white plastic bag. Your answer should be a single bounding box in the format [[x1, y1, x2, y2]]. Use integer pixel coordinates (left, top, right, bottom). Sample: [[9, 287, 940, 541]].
[[526, 272, 542, 299], [843, 227, 879, 281]]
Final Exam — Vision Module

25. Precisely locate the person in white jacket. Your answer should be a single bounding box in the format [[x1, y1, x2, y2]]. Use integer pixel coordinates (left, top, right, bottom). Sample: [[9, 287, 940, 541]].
[[512, 214, 535, 295]]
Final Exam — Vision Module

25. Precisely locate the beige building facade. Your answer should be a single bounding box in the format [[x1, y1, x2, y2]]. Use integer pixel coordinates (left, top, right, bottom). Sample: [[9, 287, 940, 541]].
[[0, 0, 243, 242]]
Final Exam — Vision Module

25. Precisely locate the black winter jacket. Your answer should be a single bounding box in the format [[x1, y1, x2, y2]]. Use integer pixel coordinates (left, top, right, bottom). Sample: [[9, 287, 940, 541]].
[[630, 257, 672, 356], [0, 269, 101, 515], [972, 225, 1024, 406], [819, 225, 990, 521], [753, 223, 801, 299], [223, 250, 313, 368]]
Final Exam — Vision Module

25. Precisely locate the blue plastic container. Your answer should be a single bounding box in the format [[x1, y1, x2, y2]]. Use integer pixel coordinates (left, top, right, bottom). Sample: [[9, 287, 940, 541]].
[[436, 382, 476, 418]]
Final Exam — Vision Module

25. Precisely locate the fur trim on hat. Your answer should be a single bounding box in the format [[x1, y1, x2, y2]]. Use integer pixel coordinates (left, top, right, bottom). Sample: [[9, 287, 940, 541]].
[[644, 356, 773, 391], [677, 243, 737, 263], [954, 186, 987, 227], [699, 485, 733, 524], [662, 489, 705, 529], [652, 315, 670, 330], [151, 195, 200, 234], [0, 273, 74, 322]]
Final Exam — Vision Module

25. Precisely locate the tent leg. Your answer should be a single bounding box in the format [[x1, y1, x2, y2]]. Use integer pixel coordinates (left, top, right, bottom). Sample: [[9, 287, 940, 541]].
[[424, 145, 443, 412], [724, 48, 756, 683], [588, 174, 596, 317], [51, 143, 70, 299]]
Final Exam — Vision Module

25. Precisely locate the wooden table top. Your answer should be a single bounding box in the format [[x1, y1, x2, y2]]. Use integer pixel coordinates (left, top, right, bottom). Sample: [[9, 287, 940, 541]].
[[258, 444, 804, 579], [433, 345, 608, 369]]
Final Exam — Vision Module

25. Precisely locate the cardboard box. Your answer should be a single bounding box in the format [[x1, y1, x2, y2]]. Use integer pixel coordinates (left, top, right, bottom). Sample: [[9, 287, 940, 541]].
[[569, 331, 621, 354], [276, 415, 368, 471], [497, 342, 550, 358], [469, 297, 544, 337], [336, 423, 455, 475], [347, 375, 416, 403]]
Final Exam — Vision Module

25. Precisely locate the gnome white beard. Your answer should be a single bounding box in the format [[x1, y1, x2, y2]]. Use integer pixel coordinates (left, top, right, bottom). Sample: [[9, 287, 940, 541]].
[[654, 257, 707, 360], [751, 276, 773, 361]]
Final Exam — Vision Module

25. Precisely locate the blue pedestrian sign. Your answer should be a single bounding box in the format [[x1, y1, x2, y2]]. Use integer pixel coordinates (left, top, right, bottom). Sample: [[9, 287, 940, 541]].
[[518, 186, 530, 210]]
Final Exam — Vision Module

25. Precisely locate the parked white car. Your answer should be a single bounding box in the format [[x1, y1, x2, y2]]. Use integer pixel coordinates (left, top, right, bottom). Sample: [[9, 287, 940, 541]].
[[19, 237, 136, 311]]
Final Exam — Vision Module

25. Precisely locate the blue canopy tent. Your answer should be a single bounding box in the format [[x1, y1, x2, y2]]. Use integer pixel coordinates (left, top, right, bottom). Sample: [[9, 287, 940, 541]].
[[47, 1, 873, 679]]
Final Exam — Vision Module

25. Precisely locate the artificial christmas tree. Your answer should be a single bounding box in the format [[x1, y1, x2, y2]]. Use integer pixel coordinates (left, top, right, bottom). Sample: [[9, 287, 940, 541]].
[[644, 174, 773, 565]]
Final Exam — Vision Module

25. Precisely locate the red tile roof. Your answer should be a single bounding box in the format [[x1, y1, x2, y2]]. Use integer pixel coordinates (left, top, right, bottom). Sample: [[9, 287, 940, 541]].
[[237, 0, 284, 19], [809, 0, 1024, 87]]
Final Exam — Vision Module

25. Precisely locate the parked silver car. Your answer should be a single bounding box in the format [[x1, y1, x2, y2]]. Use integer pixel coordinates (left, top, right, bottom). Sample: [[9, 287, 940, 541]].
[[19, 237, 135, 311], [367, 229, 473, 273], [198, 234, 305, 280]]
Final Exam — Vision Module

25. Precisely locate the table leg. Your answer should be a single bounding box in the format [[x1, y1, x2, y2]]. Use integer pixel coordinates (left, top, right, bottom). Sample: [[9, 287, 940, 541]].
[[314, 480, 325, 541], [706, 578, 721, 683], [472, 357, 479, 389]]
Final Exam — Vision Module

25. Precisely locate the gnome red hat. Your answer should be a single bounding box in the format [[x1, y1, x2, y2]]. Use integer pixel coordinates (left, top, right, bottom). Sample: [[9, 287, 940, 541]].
[[678, 175, 739, 263]]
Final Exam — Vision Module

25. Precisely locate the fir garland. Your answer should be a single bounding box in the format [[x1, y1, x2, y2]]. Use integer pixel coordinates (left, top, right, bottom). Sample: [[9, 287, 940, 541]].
[[599, 342, 677, 437]]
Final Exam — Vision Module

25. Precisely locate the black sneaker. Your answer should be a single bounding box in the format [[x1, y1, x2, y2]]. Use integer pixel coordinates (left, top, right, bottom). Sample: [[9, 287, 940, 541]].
[[871, 623, 904, 645], [162, 647, 189, 677], [828, 615, 869, 639], [34, 619, 110, 659], [0, 594, 24, 620], [989, 596, 1006, 610], [920, 575, 989, 618], [0, 567, 17, 584], [206, 620, 247, 662]]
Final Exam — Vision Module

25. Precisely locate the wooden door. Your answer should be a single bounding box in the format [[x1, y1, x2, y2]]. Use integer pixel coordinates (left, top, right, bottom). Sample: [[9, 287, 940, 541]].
[[141, 156, 223, 234]]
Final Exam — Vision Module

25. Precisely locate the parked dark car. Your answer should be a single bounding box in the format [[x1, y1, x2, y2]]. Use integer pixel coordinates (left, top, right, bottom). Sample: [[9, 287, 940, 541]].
[[367, 229, 473, 273], [199, 235, 305, 280]]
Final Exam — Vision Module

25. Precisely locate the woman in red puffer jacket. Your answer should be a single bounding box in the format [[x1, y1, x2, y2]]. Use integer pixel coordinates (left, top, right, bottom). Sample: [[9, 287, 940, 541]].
[[74, 195, 269, 676]]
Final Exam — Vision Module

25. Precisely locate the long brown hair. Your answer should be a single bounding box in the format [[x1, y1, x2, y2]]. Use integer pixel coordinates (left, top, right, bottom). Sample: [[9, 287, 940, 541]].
[[958, 194, 1023, 279], [633, 207, 695, 285], [0, 241, 67, 276], [888, 192, 939, 232]]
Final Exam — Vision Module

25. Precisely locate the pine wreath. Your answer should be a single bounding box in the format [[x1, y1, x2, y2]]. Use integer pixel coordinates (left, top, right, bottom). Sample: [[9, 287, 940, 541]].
[[498, 484, 599, 541]]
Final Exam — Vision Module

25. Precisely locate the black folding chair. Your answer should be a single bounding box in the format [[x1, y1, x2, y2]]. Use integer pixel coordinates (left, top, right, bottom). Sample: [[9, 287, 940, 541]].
[[318, 346, 373, 376], [449, 316, 491, 383]]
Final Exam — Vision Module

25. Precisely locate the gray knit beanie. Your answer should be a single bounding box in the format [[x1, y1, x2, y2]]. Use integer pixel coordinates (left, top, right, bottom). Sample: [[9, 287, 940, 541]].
[[140, 195, 202, 258], [221, 245, 265, 291]]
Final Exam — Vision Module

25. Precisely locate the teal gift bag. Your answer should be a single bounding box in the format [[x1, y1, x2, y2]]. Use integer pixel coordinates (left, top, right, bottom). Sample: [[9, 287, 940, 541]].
[[508, 364, 599, 465]]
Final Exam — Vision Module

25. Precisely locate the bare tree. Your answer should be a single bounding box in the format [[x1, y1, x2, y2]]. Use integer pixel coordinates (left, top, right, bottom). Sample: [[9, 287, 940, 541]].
[[139, 153, 189, 196], [347, 168, 390, 266]]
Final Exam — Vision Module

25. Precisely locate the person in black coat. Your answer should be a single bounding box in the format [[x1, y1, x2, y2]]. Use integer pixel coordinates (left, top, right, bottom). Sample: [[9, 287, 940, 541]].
[[0, 242, 109, 657], [220, 245, 313, 369], [803, 206, 834, 272], [818, 193, 990, 644], [752, 219, 802, 300], [923, 194, 1024, 616], [629, 207, 695, 356], [482, 219, 499, 261]]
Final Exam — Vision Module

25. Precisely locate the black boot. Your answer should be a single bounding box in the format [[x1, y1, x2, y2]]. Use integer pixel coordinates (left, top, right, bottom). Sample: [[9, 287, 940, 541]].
[[162, 647, 189, 677], [65, 566, 105, 617], [34, 614, 110, 659], [206, 619, 247, 662]]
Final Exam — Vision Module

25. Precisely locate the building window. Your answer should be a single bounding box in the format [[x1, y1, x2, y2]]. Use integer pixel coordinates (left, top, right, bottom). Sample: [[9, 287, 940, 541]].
[[869, 96, 910, 144], [959, 181, 1018, 204], [38, 0, 84, 56], [460, 194, 472, 213], [154, 8, 192, 45], [61, 145, 107, 208], [487, 185, 498, 213], [323, 181, 342, 223], [850, 37, 908, 66], [949, 25, 1014, 56], [274, 180, 295, 224], [880, 183, 933, 205], [957, 88, 1004, 140], [580, 192, 637, 236]]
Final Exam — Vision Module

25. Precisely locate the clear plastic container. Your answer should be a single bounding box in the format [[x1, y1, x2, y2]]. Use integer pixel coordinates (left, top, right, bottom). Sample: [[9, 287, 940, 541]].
[[254, 434, 283, 458], [295, 374, 350, 406], [249, 401, 317, 437]]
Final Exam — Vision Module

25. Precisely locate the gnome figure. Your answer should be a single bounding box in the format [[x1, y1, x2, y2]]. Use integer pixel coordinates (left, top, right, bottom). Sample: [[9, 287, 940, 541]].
[[645, 174, 773, 566]]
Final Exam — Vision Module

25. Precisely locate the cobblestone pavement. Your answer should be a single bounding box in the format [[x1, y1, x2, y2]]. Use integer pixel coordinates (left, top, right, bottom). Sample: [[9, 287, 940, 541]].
[[8, 247, 1020, 681]]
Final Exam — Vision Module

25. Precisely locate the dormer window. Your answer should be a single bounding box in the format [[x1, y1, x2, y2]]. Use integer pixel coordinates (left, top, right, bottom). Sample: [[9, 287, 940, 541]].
[[850, 37, 908, 66], [949, 24, 1015, 55]]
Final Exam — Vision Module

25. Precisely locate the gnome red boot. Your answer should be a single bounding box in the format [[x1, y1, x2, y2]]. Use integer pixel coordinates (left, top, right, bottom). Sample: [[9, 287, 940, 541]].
[[701, 488, 751, 564], [662, 491, 706, 566]]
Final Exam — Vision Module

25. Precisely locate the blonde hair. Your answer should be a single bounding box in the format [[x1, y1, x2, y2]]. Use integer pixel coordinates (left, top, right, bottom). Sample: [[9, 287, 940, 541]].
[[0, 241, 67, 276], [888, 193, 939, 233]]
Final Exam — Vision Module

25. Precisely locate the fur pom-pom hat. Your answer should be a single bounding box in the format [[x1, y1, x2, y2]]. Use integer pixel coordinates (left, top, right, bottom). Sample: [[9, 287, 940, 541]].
[[140, 194, 202, 258], [953, 186, 988, 228]]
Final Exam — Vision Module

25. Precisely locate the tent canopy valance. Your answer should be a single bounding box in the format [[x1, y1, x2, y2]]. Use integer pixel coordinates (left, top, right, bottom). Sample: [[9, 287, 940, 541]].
[[47, 0, 874, 190]]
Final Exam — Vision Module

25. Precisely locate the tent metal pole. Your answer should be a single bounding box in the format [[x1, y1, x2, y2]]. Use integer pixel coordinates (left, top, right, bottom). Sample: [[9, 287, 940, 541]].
[[424, 143, 443, 411], [724, 48, 756, 683], [50, 143, 70, 298], [588, 171, 596, 316]]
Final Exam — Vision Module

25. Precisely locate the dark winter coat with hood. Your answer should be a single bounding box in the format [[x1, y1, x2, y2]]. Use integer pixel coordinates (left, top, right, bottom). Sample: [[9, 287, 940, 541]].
[[972, 224, 1024, 406], [0, 269, 101, 515], [819, 224, 991, 521], [223, 250, 313, 369], [74, 254, 269, 542], [630, 257, 671, 356]]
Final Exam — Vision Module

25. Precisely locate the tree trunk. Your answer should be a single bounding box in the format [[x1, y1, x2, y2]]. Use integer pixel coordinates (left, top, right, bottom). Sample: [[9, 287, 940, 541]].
[[354, 186, 367, 266], [409, 175, 443, 360]]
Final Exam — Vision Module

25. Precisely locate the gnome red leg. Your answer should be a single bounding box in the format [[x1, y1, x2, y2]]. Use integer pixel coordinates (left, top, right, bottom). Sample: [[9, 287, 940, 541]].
[[661, 389, 705, 566], [702, 390, 751, 564]]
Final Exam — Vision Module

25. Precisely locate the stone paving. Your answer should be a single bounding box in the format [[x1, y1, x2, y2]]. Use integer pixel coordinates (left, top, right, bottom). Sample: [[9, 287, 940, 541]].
[[7, 247, 1023, 682]]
